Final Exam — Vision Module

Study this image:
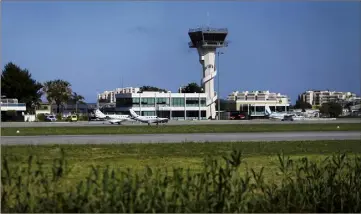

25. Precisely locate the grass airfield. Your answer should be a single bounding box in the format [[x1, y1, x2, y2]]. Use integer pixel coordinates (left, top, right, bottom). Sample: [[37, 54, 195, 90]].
[[3, 140, 361, 186], [2, 120, 361, 212], [2, 122, 360, 136]]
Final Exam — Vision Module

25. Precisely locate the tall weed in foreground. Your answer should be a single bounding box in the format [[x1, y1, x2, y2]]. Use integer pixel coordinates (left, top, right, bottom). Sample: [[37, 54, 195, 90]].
[[1, 149, 361, 213]]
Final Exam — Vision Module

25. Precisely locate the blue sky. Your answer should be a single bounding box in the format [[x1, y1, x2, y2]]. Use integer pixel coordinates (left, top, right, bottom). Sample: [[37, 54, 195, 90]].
[[2, 1, 360, 103]]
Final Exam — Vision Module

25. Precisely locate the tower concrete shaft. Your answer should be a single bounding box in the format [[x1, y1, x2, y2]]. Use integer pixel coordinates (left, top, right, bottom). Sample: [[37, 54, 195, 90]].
[[188, 27, 228, 119], [198, 48, 217, 119]]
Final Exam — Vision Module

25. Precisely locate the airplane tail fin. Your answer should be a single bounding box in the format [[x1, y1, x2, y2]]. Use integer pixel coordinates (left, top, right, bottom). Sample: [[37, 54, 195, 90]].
[[95, 109, 106, 118], [265, 105, 272, 115], [129, 109, 138, 118]]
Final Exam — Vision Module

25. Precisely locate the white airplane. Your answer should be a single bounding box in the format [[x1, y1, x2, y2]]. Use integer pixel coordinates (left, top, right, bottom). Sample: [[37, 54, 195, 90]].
[[264, 105, 296, 120], [94, 109, 133, 125], [129, 109, 169, 125]]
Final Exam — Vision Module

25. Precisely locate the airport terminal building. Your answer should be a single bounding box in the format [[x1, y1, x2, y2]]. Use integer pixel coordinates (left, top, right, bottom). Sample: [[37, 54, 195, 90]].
[[115, 92, 208, 120]]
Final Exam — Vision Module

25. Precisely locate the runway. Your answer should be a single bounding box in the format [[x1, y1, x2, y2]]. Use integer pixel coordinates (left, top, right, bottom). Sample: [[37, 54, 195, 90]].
[[2, 131, 360, 145], [2, 118, 360, 127]]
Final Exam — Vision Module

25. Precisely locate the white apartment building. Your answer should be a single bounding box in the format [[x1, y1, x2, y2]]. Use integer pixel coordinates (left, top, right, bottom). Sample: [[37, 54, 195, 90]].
[[115, 91, 209, 120], [98, 87, 140, 103], [227, 90, 291, 116], [301, 90, 359, 106]]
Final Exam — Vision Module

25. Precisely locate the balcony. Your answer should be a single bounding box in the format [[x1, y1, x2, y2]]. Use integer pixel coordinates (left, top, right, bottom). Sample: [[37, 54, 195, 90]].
[[188, 40, 229, 48], [0, 103, 26, 111], [1, 103, 25, 107], [236, 96, 246, 101]]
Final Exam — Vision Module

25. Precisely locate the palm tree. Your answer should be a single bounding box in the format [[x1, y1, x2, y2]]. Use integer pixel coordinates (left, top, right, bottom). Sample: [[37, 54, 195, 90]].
[[30, 92, 43, 114], [43, 79, 72, 114], [71, 92, 85, 114]]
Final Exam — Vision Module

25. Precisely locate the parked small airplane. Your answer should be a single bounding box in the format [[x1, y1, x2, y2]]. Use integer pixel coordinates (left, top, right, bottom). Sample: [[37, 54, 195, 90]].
[[94, 109, 133, 125], [264, 105, 296, 121], [129, 109, 169, 125]]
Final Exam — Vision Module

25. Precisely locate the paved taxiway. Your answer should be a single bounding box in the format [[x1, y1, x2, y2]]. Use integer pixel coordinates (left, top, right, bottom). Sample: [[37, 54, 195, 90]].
[[2, 118, 360, 127], [2, 131, 360, 145]]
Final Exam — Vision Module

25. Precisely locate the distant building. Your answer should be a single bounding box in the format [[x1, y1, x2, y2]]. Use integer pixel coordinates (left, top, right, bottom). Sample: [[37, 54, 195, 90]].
[[35, 103, 51, 116], [300, 90, 360, 106], [35, 102, 98, 117], [51, 103, 98, 116], [226, 90, 291, 116], [98, 87, 140, 103], [0, 98, 27, 121]]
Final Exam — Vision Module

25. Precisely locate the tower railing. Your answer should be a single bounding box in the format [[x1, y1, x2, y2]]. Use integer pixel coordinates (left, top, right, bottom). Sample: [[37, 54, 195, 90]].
[[188, 41, 229, 48]]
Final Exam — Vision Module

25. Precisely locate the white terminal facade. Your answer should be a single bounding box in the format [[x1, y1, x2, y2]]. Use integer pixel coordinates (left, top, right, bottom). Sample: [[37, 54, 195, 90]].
[[227, 90, 291, 116], [115, 92, 208, 120]]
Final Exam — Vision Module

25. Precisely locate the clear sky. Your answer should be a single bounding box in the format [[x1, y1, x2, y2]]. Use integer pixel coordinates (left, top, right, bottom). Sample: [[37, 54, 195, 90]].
[[2, 1, 360, 103]]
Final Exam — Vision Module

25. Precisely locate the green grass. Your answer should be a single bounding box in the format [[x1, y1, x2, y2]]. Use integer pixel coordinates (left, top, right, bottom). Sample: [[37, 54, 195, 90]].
[[2, 123, 361, 136], [2, 140, 361, 183], [2, 140, 361, 212]]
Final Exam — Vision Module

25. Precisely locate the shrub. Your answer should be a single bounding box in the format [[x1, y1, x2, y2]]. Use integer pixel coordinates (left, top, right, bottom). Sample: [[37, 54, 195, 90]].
[[36, 113, 46, 122], [79, 115, 89, 121], [1, 150, 361, 213], [56, 114, 62, 121]]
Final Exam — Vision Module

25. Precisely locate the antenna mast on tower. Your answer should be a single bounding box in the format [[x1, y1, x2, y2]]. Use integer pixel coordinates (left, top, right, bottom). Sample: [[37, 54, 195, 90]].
[[207, 11, 210, 27], [96, 90, 99, 109]]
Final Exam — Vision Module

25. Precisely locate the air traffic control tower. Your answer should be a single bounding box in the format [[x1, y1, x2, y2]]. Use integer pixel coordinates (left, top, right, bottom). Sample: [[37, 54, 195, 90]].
[[188, 27, 228, 119]]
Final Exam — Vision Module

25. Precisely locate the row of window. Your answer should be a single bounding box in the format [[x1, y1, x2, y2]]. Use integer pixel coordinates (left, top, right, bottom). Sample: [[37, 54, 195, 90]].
[[132, 111, 207, 118], [243, 106, 287, 112], [236, 97, 280, 101], [116, 98, 207, 107]]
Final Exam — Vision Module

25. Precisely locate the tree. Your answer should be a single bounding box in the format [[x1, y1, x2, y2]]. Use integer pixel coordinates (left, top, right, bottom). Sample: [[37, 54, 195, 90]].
[[70, 92, 85, 113], [139, 86, 167, 93], [319, 102, 343, 118], [1, 62, 43, 113], [181, 82, 203, 93], [294, 95, 312, 111], [344, 101, 354, 112], [43, 79, 72, 114]]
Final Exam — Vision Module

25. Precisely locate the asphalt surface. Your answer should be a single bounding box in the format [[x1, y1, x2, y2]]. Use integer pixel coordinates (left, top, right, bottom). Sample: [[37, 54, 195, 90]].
[[2, 131, 360, 145], [1, 118, 360, 127]]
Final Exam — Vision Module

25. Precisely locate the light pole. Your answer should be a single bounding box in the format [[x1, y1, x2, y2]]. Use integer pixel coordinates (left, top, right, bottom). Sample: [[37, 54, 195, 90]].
[[217, 51, 224, 120]]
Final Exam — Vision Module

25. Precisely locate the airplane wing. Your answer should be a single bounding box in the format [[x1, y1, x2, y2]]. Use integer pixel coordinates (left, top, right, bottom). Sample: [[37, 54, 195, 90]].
[[159, 118, 169, 123], [108, 118, 129, 124]]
